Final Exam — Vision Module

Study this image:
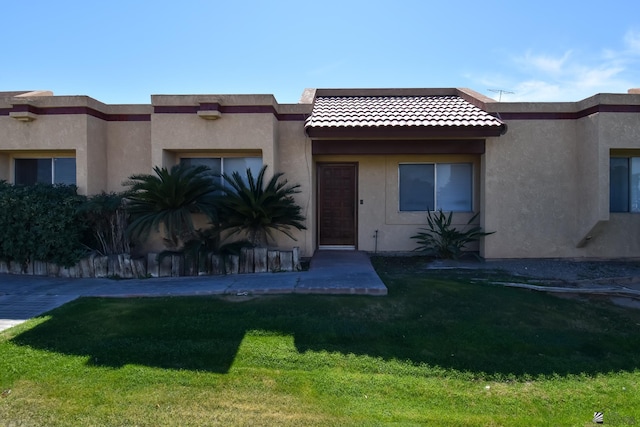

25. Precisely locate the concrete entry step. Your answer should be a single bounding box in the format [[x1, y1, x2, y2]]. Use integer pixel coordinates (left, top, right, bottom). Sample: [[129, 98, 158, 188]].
[[309, 250, 373, 270], [300, 250, 387, 295]]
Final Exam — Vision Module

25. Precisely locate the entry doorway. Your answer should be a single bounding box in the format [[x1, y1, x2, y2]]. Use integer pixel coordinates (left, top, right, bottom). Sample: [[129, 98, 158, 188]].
[[317, 163, 358, 249]]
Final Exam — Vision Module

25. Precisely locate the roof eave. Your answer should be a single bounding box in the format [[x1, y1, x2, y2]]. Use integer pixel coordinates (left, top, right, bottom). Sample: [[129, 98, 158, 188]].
[[305, 125, 507, 139]]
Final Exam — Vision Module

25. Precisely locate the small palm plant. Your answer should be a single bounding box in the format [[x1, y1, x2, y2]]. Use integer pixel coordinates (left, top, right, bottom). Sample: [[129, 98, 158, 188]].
[[215, 165, 306, 247], [411, 209, 494, 259], [124, 164, 218, 250]]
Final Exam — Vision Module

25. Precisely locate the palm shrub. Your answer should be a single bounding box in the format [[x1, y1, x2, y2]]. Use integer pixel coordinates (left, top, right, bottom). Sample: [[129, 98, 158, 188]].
[[215, 165, 306, 247], [124, 164, 218, 250], [411, 209, 494, 259]]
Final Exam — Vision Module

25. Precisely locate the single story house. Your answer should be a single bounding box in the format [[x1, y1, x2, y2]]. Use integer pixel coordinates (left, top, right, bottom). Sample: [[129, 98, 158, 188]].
[[1, 87, 640, 259]]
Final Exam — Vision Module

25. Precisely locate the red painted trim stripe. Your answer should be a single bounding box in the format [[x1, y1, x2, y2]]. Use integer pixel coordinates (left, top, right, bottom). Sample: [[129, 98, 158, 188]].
[[154, 104, 309, 121], [498, 104, 640, 120], [2, 103, 308, 121], [154, 105, 198, 114], [4, 103, 634, 122], [42, 107, 150, 122], [276, 113, 308, 121], [3, 105, 150, 121], [220, 105, 276, 114]]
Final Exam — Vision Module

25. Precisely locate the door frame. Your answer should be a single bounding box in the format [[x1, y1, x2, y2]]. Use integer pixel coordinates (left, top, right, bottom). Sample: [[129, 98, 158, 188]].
[[316, 162, 358, 250]]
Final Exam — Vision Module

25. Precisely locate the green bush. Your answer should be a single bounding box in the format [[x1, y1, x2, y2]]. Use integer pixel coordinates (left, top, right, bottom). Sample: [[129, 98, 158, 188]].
[[411, 209, 494, 259], [0, 183, 87, 268]]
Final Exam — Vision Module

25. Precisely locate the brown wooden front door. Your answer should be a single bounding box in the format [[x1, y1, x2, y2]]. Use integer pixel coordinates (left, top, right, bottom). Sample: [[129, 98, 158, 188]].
[[317, 163, 357, 247]]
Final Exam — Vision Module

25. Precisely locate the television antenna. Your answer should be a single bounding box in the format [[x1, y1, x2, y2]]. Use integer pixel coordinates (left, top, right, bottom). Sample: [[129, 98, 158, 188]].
[[488, 89, 514, 101]]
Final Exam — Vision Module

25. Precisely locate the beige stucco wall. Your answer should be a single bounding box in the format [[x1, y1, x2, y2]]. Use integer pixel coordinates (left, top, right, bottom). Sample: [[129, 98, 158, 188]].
[[313, 154, 482, 253], [272, 113, 314, 256], [483, 93, 640, 259], [577, 110, 640, 258], [141, 95, 315, 255], [0, 109, 90, 193], [574, 112, 607, 247], [3, 90, 639, 259], [139, 102, 316, 256], [482, 119, 578, 258], [0, 96, 151, 194], [106, 106, 152, 192], [85, 116, 108, 195], [150, 95, 280, 173], [0, 95, 151, 196]]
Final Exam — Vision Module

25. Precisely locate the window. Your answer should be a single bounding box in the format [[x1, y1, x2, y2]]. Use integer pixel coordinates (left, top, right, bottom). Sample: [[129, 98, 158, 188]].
[[180, 157, 262, 185], [399, 163, 472, 212], [14, 158, 76, 185], [610, 157, 640, 212]]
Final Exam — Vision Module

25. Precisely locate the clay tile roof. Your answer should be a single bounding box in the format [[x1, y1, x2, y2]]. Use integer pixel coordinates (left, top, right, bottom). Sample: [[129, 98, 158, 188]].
[[305, 95, 504, 130]]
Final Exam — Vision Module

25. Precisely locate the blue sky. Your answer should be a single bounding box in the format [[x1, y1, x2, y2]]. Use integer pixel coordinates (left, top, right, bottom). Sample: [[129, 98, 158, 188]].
[[3, 0, 639, 104]]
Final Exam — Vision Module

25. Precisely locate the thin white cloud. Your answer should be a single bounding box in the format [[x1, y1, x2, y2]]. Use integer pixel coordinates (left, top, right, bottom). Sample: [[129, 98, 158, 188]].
[[473, 30, 640, 102], [518, 51, 572, 75], [624, 29, 640, 53], [573, 64, 626, 89], [506, 81, 562, 102]]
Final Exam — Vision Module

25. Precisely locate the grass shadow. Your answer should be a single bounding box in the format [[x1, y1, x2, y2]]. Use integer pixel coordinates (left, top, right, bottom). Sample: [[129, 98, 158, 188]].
[[9, 256, 640, 378]]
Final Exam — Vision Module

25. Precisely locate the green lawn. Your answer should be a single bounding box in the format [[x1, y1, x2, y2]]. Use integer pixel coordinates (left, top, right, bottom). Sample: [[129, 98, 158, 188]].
[[1, 256, 640, 426]]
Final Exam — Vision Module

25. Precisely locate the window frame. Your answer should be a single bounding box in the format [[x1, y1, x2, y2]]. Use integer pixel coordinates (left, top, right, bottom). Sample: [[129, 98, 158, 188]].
[[610, 155, 640, 213], [179, 155, 263, 186], [398, 162, 473, 212], [13, 155, 77, 186]]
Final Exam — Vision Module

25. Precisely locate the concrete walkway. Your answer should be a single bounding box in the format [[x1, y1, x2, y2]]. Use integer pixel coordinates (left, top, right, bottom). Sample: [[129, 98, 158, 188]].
[[0, 251, 387, 332]]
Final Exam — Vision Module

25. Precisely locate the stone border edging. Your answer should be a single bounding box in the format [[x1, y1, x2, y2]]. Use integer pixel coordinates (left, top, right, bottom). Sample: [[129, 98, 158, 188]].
[[0, 247, 302, 279]]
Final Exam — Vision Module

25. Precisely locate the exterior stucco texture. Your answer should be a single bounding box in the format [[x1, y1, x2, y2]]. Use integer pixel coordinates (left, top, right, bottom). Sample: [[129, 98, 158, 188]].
[[1, 89, 640, 259]]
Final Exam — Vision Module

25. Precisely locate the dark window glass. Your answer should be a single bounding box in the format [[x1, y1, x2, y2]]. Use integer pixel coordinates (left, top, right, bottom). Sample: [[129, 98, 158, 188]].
[[15, 158, 75, 185], [399, 164, 434, 211], [611, 157, 630, 212]]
